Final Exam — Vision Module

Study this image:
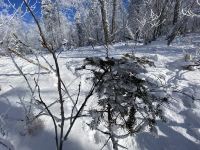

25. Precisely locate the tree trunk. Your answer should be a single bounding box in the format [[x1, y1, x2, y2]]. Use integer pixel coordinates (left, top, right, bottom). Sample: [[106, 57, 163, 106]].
[[151, 0, 169, 41], [108, 104, 118, 150], [173, 0, 181, 25], [111, 0, 117, 38], [99, 0, 110, 46]]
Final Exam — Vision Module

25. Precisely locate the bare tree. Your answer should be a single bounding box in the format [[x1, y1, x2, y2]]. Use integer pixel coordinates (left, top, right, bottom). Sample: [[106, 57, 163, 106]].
[[1, 1, 105, 150]]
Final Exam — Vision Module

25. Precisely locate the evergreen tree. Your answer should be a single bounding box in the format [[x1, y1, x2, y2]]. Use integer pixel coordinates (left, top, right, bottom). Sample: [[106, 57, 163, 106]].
[[81, 54, 168, 150]]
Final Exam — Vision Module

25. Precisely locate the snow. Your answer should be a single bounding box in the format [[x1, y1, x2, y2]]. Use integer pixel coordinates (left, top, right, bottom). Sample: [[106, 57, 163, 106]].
[[0, 34, 200, 150]]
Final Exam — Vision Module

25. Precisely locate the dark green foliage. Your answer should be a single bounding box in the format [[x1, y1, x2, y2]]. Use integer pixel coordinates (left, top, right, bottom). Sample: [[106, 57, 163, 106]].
[[82, 54, 168, 137], [126, 106, 136, 133]]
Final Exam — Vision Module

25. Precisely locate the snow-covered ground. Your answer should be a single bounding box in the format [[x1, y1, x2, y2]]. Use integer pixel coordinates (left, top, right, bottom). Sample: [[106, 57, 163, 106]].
[[0, 34, 200, 150]]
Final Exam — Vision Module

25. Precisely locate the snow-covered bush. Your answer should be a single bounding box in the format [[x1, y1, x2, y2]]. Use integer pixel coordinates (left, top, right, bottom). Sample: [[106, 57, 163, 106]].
[[182, 50, 200, 71], [17, 98, 44, 136], [26, 118, 44, 136], [82, 54, 168, 150]]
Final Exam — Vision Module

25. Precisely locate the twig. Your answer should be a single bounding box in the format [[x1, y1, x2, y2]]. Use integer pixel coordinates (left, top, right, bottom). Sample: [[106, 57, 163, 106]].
[[64, 70, 107, 140], [34, 79, 59, 149], [70, 82, 81, 124], [100, 136, 111, 150], [8, 48, 50, 71]]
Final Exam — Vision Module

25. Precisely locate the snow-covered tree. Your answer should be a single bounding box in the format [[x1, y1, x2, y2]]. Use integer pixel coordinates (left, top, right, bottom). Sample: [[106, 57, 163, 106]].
[[127, 0, 143, 40], [84, 3, 103, 45], [98, 0, 111, 46], [41, 0, 63, 50], [82, 54, 168, 150]]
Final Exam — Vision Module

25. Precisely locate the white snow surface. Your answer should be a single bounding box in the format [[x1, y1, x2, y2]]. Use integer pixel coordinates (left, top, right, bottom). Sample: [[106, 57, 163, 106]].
[[0, 34, 200, 150]]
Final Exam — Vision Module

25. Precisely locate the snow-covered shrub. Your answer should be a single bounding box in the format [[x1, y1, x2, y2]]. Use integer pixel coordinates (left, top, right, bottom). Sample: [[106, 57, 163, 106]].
[[81, 54, 168, 149], [184, 53, 193, 62], [17, 97, 44, 136], [17, 113, 44, 136], [26, 117, 44, 136], [182, 52, 200, 71]]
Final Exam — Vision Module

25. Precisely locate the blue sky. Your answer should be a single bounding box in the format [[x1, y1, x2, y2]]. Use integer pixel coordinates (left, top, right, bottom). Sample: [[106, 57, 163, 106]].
[[1, 0, 128, 22], [4, 0, 41, 13], [0, 0, 41, 22], [2, 0, 78, 22]]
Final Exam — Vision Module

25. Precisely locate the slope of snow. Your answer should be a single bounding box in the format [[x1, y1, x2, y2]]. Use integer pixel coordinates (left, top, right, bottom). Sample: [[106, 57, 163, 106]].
[[0, 34, 200, 150]]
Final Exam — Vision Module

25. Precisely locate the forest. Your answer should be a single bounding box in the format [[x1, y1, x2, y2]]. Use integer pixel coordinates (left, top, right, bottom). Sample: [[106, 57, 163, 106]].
[[0, 0, 200, 150]]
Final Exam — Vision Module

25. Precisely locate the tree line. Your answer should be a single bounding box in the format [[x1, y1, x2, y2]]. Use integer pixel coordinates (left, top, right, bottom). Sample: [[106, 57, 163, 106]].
[[0, 0, 200, 54]]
